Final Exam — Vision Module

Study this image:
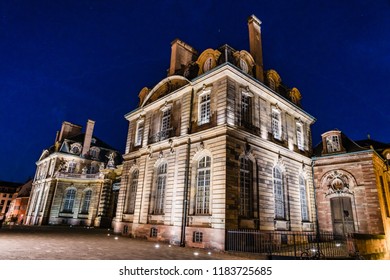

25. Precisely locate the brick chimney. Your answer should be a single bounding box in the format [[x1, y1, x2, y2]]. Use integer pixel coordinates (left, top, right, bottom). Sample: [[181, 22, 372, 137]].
[[57, 121, 82, 142], [248, 15, 264, 82], [168, 39, 198, 76], [81, 119, 95, 157]]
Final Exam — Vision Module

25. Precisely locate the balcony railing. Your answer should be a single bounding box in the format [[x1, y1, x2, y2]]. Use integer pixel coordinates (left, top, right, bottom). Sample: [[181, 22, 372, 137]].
[[56, 172, 103, 180], [148, 127, 175, 144]]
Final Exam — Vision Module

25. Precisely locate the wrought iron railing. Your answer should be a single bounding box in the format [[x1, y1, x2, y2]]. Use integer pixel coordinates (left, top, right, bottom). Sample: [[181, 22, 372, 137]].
[[225, 229, 361, 259]]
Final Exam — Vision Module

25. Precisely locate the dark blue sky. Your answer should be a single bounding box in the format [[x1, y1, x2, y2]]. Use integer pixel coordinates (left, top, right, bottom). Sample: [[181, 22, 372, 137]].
[[1, 0, 389, 183]]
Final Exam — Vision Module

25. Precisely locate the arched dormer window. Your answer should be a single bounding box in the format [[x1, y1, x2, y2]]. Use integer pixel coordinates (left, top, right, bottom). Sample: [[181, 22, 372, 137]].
[[89, 146, 100, 159], [70, 143, 82, 155]]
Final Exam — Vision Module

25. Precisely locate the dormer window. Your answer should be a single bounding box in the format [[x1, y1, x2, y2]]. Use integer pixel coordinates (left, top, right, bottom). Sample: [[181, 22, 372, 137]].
[[326, 135, 341, 153], [89, 146, 100, 159], [70, 143, 82, 155], [203, 57, 213, 73]]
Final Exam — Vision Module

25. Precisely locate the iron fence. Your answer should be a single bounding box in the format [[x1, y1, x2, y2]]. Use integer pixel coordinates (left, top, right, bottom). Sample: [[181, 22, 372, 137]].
[[225, 229, 359, 259]]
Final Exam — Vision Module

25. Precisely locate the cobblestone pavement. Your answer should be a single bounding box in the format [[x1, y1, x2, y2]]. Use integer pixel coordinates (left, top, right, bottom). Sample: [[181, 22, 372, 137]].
[[0, 225, 256, 260]]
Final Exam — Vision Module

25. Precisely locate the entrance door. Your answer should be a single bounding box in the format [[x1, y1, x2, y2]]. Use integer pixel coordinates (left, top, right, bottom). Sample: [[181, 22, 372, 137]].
[[330, 197, 354, 236]]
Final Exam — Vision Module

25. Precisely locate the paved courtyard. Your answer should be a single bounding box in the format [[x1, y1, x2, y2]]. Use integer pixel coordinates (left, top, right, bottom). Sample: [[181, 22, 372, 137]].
[[0, 225, 253, 260]]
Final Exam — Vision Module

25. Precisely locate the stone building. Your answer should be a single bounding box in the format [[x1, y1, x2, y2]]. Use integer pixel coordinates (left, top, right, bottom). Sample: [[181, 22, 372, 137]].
[[312, 130, 390, 259], [4, 179, 32, 224], [113, 15, 316, 250], [24, 120, 122, 228], [0, 180, 23, 220]]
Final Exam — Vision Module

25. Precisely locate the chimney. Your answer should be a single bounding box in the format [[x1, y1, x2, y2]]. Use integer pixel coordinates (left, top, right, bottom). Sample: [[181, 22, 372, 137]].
[[82, 119, 95, 157], [248, 15, 264, 82], [168, 39, 198, 76], [58, 121, 82, 142]]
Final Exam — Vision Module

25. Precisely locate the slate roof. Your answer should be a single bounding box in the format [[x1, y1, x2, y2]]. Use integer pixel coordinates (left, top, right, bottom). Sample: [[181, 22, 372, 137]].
[[313, 130, 390, 158]]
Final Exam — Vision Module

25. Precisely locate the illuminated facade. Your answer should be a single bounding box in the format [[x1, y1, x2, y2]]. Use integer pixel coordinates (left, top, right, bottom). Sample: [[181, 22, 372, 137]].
[[113, 15, 316, 250], [313, 130, 390, 259], [25, 120, 122, 227], [4, 179, 32, 224], [0, 180, 22, 220]]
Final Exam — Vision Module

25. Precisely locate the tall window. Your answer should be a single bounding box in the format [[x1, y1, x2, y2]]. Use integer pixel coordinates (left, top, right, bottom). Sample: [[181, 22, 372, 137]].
[[240, 157, 252, 217], [135, 121, 144, 146], [271, 109, 281, 140], [241, 94, 251, 125], [296, 123, 304, 150], [299, 176, 309, 221], [199, 92, 211, 125], [126, 170, 139, 214], [326, 135, 341, 152], [154, 163, 167, 214], [196, 156, 211, 214], [160, 109, 171, 140], [81, 190, 92, 214], [63, 189, 76, 213], [273, 167, 285, 219]]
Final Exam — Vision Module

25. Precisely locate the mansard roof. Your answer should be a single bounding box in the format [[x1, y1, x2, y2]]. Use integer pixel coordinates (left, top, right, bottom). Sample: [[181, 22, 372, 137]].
[[42, 133, 122, 166], [137, 43, 302, 109], [313, 130, 390, 159]]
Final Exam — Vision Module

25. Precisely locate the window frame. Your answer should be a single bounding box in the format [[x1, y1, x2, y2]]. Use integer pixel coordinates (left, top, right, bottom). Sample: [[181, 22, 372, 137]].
[[154, 163, 167, 215], [271, 109, 282, 140], [296, 122, 304, 151], [299, 175, 310, 222], [198, 90, 211, 125], [273, 166, 285, 220], [126, 170, 139, 214], [239, 157, 253, 217], [195, 156, 211, 215], [80, 189, 92, 214], [62, 188, 76, 213], [134, 120, 144, 147]]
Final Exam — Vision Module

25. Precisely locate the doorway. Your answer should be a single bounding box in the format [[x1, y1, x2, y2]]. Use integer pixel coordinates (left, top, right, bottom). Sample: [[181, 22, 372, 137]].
[[330, 197, 354, 236]]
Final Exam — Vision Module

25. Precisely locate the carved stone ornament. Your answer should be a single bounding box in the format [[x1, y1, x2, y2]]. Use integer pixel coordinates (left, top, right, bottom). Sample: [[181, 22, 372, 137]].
[[324, 170, 353, 197]]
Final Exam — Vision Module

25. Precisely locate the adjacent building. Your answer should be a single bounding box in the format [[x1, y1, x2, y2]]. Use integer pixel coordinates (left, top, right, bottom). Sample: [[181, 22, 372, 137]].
[[4, 179, 32, 224], [313, 130, 390, 259], [24, 120, 122, 228], [0, 180, 23, 220], [113, 15, 316, 250]]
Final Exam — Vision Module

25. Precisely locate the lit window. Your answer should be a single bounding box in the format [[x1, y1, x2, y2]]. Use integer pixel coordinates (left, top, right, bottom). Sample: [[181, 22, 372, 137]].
[[196, 156, 211, 214], [150, 227, 158, 237], [203, 57, 213, 72], [241, 94, 251, 125], [68, 161, 76, 173], [160, 109, 171, 140], [63, 189, 76, 213], [326, 135, 341, 152], [239, 58, 248, 73], [154, 163, 167, 214], [296, 123, 304, 150], [89, 147, 100, 159], [126, 170, 139, 214], [299, 176, 309, 221], [273, 167, 285, 219], [199, 92, 211, 125], [271, 109, 282, 140], [81, 190, 92, 214], [240, 157, 252, 217], [135, 121, 144, 147]]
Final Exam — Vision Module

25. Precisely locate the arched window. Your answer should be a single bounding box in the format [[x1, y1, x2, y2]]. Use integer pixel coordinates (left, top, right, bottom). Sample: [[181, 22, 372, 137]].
[[240, 157, 252, 217], [273, 166, 285, 219], [126, 170, 139, 214], [63, 189, 76, 213], [81, 190, 92, 214], [196, 156, 211, 214], [154, 163, 167, 214], [299, 175, 309, 221]]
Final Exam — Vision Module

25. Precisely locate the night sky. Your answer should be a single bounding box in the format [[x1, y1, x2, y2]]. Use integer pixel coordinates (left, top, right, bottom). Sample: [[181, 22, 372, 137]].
[[1, 0, 389, 183]]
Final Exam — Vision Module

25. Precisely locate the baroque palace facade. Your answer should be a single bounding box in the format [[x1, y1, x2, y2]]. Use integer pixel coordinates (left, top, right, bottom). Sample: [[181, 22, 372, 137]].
[[113, 15, 316, 250], [25, 120, 122, 227]]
